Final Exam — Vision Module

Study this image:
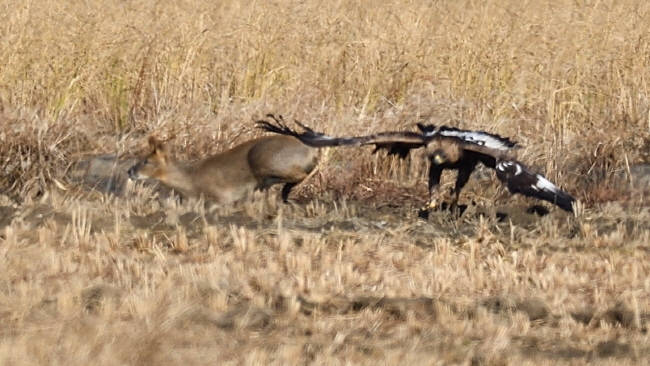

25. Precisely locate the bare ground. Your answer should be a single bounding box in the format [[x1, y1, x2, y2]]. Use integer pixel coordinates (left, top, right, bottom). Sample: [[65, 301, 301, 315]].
[[1, 157, 649, 364]]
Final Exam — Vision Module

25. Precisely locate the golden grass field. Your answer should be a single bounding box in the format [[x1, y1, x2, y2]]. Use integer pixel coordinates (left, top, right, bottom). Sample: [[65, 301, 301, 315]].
[[2, 0, 650, 364]]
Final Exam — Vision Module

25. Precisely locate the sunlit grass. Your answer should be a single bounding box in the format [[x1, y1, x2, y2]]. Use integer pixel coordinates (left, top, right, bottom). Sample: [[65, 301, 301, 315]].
[[1, 0, 650, 363]]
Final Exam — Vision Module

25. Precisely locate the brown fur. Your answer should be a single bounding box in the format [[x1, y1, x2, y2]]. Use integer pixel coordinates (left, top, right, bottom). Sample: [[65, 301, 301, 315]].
[[128, 136, 318, 204]]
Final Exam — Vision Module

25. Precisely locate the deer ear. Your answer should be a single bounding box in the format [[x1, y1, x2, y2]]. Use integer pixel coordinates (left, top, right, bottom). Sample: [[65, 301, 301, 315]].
[[148, 136, 168, 158]]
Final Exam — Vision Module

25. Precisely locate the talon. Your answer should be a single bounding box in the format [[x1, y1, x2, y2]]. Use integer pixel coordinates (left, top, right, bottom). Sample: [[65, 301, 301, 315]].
[[426, 199, 439, 210]]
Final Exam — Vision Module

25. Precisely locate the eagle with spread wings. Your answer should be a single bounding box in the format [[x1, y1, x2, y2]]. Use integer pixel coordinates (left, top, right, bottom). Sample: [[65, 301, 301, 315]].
[[256, 114, 576, 213]]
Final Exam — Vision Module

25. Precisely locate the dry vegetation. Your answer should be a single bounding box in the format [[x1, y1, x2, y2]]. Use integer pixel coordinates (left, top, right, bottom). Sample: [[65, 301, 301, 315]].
[[2, 0, 650, 364]]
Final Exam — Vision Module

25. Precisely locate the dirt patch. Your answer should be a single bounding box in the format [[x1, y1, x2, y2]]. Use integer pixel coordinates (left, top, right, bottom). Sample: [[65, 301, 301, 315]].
[[81, 284, 123, 313], [572, 302, 650, 332], [19, 204, 72, 228], [129, 211, 168, 230], [0, 205, 17, 229], [68, 155, 137, 196], [628, 164, 650, 191], [215, 305, 274, 330], [465, 296, 550, 322]]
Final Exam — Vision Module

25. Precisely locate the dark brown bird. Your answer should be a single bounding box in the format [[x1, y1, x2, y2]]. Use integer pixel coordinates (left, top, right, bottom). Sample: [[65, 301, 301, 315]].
[[256, 114, 576, 213]]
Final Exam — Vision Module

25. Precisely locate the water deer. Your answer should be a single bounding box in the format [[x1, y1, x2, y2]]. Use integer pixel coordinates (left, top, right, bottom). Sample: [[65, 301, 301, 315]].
[[127, 134, 319, 204]]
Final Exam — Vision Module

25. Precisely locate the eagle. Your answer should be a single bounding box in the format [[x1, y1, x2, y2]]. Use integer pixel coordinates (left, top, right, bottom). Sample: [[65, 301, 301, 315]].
[[256, 114, 576, 213]]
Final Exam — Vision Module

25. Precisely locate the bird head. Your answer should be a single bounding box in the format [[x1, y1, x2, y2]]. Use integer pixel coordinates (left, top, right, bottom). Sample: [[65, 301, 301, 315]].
[[432, 149, 447, 165]]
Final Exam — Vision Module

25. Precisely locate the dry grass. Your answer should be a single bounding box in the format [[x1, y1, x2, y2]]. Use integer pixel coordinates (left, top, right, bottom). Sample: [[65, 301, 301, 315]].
[[2, 0, 650, 364]]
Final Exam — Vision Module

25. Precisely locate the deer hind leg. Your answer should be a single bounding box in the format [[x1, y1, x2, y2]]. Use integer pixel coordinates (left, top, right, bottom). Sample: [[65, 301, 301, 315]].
[[281, 182, 298, 203]]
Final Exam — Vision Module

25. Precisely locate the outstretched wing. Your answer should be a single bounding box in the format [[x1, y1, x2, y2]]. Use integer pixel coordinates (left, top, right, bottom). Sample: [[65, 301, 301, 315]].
[[257, 114, 427, 157], [495, 160, 575, 213], [417, 124, 517, 151], [448, 141, 575, 212], [256, 114, 358, 147], [351, 131, 427, 158]]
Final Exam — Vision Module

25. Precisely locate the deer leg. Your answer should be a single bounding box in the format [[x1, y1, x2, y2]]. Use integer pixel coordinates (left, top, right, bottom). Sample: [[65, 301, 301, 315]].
[[281, 182, 298, 203]]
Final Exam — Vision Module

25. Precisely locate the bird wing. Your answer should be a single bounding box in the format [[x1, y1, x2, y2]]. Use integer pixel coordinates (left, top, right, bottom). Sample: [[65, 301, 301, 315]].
[[494, 160, 576, 213], [454, 141, 575, 212], [257, 115, 427, 157], [451, 140, 508, 162], [417, 124, 518, 151], [256, 114, 359, 147], [347, 132, 427, 158]]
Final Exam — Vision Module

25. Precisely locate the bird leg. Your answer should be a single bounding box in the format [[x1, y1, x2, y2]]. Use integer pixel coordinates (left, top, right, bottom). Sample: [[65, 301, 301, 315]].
[[449, 163, 476, 212], [427, 185, 441, 209], [425, 165, 444, 210], [448, 187, 460, 211]]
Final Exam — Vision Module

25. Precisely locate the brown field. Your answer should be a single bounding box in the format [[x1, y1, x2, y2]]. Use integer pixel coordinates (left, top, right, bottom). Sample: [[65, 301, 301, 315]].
[[2, 0, 650, 364]]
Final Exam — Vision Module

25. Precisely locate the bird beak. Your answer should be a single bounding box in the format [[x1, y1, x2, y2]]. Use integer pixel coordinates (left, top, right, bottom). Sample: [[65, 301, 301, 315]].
[[433, 155, 444, 165]]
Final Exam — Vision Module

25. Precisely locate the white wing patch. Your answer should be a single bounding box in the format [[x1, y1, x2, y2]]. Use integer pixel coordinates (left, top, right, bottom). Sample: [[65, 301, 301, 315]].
[[420, 125, 515, 151], [496, 161, 522, 175], [498, 161, 561, 193], [495, 158, 575, 213], [313, 134, 338, 141], [532, 174, 560, 193], [439, 130, 513, 151]]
